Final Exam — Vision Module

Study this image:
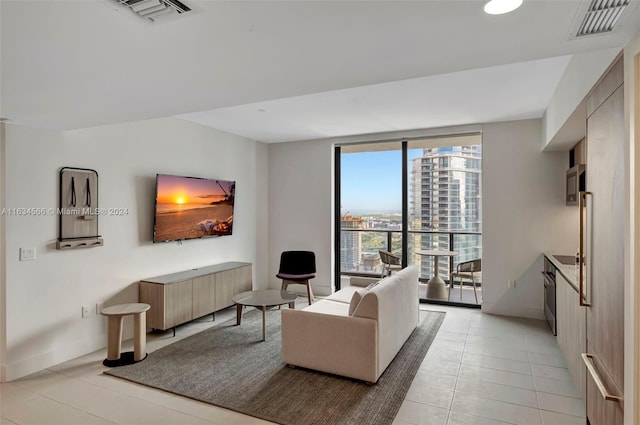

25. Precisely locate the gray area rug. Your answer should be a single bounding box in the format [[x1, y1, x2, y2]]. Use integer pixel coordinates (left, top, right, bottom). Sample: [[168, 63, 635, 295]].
[[105, 308, 445, 425]]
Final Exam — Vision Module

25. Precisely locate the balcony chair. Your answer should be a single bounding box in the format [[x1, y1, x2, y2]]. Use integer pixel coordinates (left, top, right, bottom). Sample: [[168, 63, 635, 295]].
[[449, 258, 481, 304], [277, 251, 316, 306], [379, 250, 402, 278]]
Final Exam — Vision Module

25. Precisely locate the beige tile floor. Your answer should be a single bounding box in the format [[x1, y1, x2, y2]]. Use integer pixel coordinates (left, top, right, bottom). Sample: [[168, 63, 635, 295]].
[[0, 303, 584, 425], [395, 305, 585, 425]]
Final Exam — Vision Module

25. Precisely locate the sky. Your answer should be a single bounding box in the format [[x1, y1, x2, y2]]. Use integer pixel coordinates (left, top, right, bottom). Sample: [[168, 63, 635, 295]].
[[341, 149, 422, 214], [156, 175, 233, 205]]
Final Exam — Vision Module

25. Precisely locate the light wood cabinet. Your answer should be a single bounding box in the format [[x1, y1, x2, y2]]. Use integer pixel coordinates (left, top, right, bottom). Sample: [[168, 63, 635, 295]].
[[214, 269, 237, 311], [166, 280, 193, 329], [192, 274, 216, 319], [139, 262, 252, 331], [586, 56, 623, 117], [555, 272, 587, 403], [571, 138, 586, 166], [236, 265, 252, 293], [585, 59, 625, 425]]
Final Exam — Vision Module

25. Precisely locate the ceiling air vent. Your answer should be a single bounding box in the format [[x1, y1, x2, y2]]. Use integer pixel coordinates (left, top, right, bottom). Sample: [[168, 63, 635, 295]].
[[575, 0, 630, 37], [114, 0, 191, 22]]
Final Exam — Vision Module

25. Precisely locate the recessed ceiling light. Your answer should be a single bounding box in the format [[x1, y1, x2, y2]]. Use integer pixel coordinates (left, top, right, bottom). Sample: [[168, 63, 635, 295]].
[[484, 0, 523, 15]]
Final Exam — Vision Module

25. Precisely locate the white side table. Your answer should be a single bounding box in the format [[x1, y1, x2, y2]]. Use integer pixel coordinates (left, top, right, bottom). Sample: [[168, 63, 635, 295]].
[[100, 303, 150, 367], [415, 249, 458, 300]]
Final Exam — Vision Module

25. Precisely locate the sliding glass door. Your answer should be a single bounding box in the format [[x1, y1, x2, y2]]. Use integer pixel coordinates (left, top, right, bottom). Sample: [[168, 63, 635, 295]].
[[336, 134, 483, 306]]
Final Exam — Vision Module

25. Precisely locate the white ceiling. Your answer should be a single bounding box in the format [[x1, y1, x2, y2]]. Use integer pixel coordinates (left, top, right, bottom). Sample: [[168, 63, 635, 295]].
[[2, 0, 640, 143]]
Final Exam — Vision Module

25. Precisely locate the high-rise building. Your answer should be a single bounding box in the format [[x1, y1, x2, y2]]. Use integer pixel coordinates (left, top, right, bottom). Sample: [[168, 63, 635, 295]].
[[410, 145, 482, 279], [340, 214, 363, 272]]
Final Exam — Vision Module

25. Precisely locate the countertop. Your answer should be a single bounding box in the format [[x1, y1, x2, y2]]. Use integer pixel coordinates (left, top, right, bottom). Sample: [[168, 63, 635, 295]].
[[544, 253, 579, 292]]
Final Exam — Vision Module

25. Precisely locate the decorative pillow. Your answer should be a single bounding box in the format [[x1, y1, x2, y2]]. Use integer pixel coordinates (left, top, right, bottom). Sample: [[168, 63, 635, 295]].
[[365, 280, 381, 290], [348, 289, 366, 316]]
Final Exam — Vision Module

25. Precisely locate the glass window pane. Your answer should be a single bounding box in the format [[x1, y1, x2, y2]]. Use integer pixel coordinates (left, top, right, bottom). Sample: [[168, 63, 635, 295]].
[[408, 135, 482, 305], [340, 143, 402, 276]]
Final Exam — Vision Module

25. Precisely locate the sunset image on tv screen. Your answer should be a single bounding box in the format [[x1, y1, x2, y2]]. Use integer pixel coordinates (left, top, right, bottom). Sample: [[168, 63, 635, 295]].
[[153, 175, 235, 242]]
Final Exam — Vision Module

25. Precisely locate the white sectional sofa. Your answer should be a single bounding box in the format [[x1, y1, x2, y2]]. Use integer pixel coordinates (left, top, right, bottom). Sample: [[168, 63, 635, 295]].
[[281, 266, 419, 383]]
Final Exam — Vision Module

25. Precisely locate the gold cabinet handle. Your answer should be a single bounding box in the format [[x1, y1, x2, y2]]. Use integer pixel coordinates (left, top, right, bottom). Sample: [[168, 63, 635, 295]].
[[582, 353, 623, 403], [579, 191, 592, 306]]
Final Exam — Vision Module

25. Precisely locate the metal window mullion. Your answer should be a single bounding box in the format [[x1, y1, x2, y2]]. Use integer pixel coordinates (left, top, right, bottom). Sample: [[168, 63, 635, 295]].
[[334, 145, 342, 291], [402, 140, 409, 268]]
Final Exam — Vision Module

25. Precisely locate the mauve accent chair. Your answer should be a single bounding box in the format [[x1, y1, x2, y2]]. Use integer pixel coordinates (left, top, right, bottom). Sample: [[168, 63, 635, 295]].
[[277, 251, 316, 305]]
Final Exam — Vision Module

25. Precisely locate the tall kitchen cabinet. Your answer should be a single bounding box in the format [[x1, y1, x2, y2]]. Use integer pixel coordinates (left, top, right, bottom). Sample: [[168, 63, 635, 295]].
[[583, 56, 625, 425]]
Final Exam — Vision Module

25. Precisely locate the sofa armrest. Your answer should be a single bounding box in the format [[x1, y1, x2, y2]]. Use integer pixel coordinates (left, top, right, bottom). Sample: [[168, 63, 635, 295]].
[[281, 309, 379, 383]]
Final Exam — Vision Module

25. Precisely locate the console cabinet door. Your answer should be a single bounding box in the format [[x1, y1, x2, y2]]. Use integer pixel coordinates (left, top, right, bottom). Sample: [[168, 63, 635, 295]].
[[165, 279, 193, 329], [236, 265, 253, 294], [215, 269, 236, 310], [192, 274, 216, 319], [139, 282, 164, 330]]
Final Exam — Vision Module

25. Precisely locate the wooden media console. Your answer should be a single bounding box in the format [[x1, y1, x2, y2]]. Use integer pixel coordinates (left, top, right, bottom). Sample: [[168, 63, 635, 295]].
[[139, 262, 252, 332]]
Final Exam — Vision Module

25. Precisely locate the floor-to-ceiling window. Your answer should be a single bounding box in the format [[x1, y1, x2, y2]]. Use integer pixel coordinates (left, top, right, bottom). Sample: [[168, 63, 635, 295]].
[[338, 142, 403, 276], [336, 134, 483, 306]]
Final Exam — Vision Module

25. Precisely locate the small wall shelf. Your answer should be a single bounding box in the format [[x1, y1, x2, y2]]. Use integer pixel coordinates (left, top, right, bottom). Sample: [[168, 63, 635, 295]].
[[57, 167, 104, 250]]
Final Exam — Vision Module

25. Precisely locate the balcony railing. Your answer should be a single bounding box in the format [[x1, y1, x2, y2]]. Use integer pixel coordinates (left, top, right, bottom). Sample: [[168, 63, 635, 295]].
[[340, 228, 482, 282]]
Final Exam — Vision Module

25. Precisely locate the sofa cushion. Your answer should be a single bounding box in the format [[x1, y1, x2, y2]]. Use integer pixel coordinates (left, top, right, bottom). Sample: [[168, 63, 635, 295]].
[[349, 276, 380, 288], [302, 299, 350, 317], [325, 286, 363, 304], [365, 281, 380, 290], [365, 274, 392, 290], [348, 289, 366, 316]]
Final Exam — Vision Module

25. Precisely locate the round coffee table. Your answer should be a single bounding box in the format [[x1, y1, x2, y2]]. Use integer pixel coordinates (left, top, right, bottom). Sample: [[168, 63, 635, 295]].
[[232, 290, 298, 341]]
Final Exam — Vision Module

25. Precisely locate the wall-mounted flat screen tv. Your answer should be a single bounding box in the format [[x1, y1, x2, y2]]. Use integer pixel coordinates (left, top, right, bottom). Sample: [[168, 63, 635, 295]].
[[153, 174, 235, 243]]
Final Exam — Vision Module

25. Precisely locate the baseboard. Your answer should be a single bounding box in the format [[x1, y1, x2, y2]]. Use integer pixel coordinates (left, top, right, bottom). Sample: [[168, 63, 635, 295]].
[[4, 337, 107, 382], [420, 298, 481, 309], [481, 301, 545, 320], [5, 349, 58, 381]]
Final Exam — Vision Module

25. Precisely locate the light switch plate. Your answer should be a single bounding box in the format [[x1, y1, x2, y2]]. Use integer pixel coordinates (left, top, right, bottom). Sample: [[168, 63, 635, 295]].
[[19, 247, 36, 261]]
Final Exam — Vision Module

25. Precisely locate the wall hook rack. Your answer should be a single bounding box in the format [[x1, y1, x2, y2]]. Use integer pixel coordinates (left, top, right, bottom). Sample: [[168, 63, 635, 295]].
[[56, 167, 104, 250]]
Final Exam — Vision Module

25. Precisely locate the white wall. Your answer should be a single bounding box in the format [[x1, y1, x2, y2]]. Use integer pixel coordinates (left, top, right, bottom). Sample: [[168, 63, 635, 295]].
[[268, 139, 334, 296], [254, 141, 270, 285], [482, 119, 578, 318], [1, 117, 268, 381]]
